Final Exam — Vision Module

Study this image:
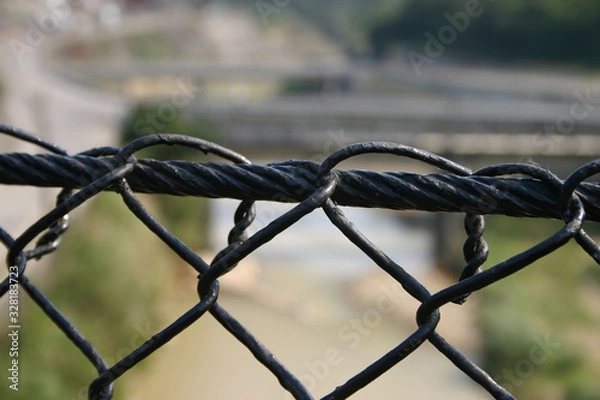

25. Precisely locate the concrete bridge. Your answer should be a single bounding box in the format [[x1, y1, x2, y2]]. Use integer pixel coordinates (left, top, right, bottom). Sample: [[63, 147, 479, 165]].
[[44, 12, 600, 159], [188, 95, 600, 157], [49, 58, 600, 158]]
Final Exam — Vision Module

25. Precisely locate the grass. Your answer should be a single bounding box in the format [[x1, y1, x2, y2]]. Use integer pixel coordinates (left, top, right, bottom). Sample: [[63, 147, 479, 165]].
[[0, 193, 176, 399], [476, 216, 600, 399]]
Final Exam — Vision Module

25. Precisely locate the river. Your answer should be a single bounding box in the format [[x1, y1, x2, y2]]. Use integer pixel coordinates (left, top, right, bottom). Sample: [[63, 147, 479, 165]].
[[124, 198, 489, 400]]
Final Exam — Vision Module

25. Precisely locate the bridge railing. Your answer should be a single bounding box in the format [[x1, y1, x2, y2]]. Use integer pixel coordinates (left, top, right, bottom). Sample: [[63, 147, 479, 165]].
[[0, 124, 599, 399]]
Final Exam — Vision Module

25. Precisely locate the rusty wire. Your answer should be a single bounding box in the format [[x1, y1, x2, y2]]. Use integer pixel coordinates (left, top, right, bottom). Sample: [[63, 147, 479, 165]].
[[0, 123, 599, 399]]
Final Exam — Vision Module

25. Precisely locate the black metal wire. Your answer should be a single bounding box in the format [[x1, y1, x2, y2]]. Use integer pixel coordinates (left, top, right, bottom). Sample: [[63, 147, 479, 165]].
[[1, 153, 600, 221], [1, 125, 599, 400]]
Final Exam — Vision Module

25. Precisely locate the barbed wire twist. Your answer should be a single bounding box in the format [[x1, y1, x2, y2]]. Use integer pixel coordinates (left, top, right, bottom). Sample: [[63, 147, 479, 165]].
[[0, 124, 599, 399]]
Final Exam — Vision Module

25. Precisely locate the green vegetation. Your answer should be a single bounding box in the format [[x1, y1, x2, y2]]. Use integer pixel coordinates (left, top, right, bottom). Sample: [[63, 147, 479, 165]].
[[477, 216, 600, 399], [119, 33, 179, 61], [0, 103, 220, 399], [226, 0, 405, 55], [280, 0, 404, 54], [369, 1, 600, 67], [121, 103, 218, 250], [0, 194, 173, 399], [280, 77, 327, 95], [279, 77, 351, 96], [120, 103, 221, 160]]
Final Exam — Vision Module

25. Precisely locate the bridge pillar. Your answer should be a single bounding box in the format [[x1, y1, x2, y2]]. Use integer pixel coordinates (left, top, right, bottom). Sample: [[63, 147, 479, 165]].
[[432, 213, 464, 276]]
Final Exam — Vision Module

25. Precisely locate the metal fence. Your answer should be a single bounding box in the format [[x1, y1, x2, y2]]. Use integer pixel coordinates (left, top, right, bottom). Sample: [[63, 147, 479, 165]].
[[1, 123, 599, 399]]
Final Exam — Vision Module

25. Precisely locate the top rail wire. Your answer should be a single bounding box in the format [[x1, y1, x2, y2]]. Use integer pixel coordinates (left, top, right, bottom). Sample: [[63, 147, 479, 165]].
[[0, 124, 599, 399]]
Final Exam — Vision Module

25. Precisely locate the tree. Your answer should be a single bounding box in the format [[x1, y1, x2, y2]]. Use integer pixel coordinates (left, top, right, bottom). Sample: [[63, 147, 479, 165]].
[[368, 0, 600, 67]]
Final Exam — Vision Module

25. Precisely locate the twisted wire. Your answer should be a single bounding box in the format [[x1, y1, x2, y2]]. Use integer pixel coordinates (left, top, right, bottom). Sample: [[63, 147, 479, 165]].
[[0, 124, 599, 400], [0, 152, 599, 220]]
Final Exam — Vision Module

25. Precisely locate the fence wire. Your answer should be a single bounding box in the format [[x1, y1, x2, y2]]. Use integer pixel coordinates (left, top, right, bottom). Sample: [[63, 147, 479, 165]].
[[0, 123, 599, 399]]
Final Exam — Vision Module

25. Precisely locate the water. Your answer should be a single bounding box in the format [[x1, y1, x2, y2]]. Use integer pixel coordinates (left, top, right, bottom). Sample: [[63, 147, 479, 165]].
[[210, 199, 434, 282], [127, 198, 488, 399]]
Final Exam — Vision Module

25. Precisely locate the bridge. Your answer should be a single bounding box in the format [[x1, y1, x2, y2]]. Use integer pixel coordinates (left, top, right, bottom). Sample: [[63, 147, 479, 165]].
[[49, 59, 600, 158], [186, 94, 600, 157], [40, 4, 600, 160]]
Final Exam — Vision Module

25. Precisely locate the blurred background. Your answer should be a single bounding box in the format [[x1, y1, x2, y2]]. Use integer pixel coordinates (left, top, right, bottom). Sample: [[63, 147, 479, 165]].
[[1, 1, 600, 399]]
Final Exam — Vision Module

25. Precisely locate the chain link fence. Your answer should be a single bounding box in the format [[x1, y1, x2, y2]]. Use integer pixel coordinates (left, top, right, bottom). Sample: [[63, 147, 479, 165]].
[[0, 123, 599, 399]]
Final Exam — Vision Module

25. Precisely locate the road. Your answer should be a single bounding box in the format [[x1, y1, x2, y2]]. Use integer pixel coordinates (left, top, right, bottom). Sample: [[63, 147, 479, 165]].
[[0, 23, 127, 237]]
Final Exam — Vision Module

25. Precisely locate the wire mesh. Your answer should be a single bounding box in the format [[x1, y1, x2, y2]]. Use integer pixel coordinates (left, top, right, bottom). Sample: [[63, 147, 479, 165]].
[[1, 123, 599, 399]]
